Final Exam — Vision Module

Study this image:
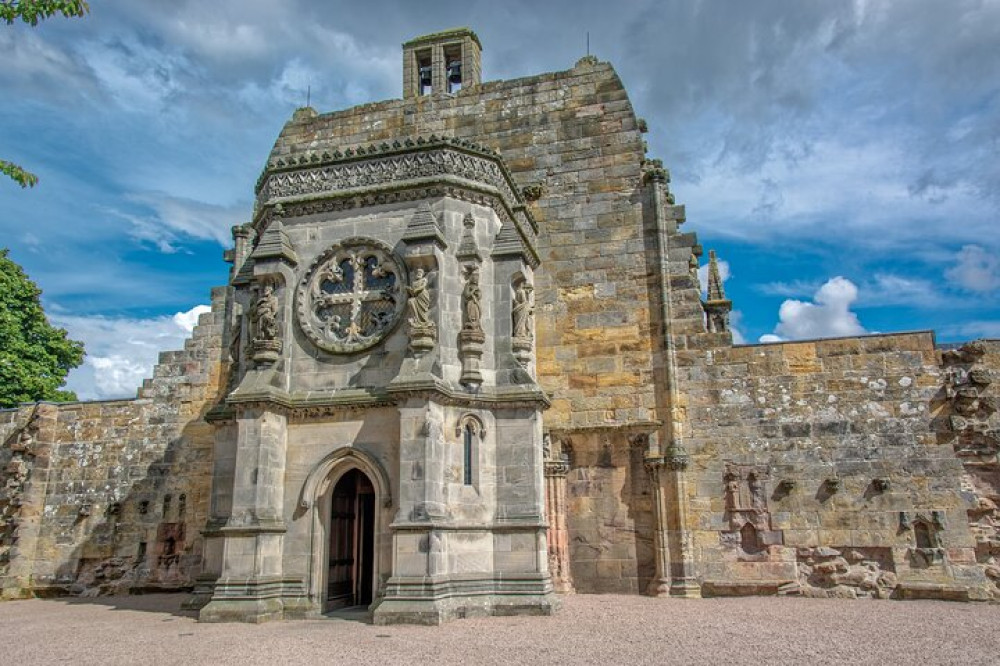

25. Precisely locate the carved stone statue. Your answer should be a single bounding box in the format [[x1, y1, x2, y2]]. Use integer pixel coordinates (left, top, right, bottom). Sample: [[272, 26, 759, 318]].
[[406, 268, 436, 351], [462, 266, 483, 334], [252, 284, 279, 342], [512, 282, 533, 340], [250, 283, 282, 364], [407, 268, 432, 328], [459, 264, 485, 387]]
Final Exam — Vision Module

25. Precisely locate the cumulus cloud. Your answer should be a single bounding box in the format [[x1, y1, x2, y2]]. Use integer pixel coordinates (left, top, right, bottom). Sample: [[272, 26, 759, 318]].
[[53, 304, 211, 400], [946, 245, 1000, 293], [760, 276, 866, 342]]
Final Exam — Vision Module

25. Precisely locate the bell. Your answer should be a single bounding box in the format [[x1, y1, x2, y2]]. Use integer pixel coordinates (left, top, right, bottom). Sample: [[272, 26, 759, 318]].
[[418, 65, 432, 88], [447, 60, 462, 85]]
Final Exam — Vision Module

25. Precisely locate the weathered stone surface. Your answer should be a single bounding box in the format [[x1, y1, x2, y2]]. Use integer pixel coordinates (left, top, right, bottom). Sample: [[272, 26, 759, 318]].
[[2, 29, 999, 618]]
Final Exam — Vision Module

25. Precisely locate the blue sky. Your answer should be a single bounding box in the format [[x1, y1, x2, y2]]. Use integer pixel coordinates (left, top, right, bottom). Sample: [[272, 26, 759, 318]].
[[1, 0, 998, 400]]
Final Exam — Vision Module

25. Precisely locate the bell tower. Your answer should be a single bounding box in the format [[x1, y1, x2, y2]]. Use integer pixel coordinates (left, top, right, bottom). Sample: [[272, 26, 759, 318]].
[[403, 27, 482, 98]]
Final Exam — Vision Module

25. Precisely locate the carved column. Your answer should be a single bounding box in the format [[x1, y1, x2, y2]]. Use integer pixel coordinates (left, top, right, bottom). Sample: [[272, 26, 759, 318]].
[[645, 443, 700, 598], [544, 435, 573, 593], [664, 447, 700, 597], [644, 456, 671, 597]]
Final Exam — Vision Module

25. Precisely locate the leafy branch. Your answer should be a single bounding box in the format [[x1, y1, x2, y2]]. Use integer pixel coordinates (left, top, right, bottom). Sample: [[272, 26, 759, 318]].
[[0, 0, 89, 26]]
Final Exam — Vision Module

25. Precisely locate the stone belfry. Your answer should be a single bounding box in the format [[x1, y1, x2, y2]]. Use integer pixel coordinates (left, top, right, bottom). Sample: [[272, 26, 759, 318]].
[[195, 29, 556, 624]]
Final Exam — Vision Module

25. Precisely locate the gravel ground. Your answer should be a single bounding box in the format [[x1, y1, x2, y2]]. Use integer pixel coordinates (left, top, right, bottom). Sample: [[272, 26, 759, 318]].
[[3, 594, 999, 665]]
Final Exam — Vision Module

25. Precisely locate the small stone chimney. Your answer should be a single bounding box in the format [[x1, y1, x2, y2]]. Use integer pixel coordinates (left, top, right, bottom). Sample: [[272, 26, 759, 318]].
[[402, 27, 482, 98]]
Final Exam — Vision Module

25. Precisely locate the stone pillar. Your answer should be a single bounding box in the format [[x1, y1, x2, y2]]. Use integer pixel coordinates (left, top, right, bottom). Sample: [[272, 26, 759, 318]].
[[544, 448, 573, 593], [199, 407, 294, 622], [645, 445, 700, 598], [644, 456, 671, 597], [664, 447, 700, 597]]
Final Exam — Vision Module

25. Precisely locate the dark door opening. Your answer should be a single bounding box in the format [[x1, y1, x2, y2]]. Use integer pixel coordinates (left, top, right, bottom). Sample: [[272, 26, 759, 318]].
[[327, 468, 375, 610]]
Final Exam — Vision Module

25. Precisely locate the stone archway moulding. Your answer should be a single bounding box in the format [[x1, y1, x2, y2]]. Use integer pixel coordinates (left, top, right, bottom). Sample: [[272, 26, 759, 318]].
[[299, 446, 393, 511], [299, 446, 393, 614]]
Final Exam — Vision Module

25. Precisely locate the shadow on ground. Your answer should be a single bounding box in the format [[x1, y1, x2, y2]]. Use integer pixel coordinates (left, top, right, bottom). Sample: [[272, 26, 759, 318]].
[[58, 593, 197, 619]]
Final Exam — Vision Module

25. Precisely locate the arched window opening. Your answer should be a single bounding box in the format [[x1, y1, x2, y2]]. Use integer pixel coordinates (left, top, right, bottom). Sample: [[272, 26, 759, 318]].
[[463, 423, 474, 486], [740, 522, 763, 554], [177, 493, 187, 519], [162, 494, 172, 518], [914, 521, 935, 549]]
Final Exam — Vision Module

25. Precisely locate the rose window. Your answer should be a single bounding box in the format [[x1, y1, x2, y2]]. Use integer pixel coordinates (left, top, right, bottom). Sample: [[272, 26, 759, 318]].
[[295, 239, 407, 353]]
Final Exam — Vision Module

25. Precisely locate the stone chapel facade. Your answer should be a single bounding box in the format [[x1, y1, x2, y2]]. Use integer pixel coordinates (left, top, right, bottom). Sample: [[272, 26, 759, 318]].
[[2, 28, 1000, 623]]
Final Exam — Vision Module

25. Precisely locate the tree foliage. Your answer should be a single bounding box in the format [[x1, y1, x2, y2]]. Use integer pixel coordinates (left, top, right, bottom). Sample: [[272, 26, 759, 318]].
[[1, 1, 89, 187], [0, 248, 84, 406], [0, 159, 40, 188], [0, 0, 88, 26]]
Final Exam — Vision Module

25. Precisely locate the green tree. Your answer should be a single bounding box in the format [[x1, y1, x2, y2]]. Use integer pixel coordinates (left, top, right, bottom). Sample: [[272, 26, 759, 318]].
[[0, 248, 84, 406], [2, 1, 90, 187]]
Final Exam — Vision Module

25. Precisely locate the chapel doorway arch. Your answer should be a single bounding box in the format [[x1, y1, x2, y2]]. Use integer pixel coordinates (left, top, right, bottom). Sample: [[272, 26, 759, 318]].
[[299, 447, 391, 615], [326, 468, 375, 609]]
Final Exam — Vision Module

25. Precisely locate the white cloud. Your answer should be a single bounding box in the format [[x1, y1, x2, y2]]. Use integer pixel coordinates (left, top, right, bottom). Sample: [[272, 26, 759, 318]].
[[761, 276, 867, 341], [946, 245, 1000, 293], [53, 304, 211, 400], [728, 310, 747, 345], [940, 320, 1000, 340], [106, 192, 247, 252]]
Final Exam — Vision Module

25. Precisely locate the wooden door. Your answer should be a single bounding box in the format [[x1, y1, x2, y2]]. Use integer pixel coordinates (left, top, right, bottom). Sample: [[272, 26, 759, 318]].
[[327, 469, 376, 610]]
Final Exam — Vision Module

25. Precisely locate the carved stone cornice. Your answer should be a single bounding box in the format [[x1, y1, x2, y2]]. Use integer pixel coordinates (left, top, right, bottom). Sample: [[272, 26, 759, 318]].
[[252, 137, 539, 267], [252, 183, 539, 269], [207, 381, 551, 423]]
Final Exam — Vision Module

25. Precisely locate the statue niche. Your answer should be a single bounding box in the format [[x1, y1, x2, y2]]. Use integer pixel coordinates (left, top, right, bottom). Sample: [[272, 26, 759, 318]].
[[250, 281, 282, 364], [458, 264, 485, 388], [720, 463, 783, 558], [511, 278, 534, 366], [406, 267, 436, 352]]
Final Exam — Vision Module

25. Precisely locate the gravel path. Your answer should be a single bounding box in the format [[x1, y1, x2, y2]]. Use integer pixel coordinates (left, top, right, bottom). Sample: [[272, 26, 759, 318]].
[[3, 594, 998, 665]]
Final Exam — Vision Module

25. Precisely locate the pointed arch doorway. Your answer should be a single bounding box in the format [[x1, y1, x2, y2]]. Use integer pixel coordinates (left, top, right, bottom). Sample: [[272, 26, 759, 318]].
[[326, 468, 375, 610]]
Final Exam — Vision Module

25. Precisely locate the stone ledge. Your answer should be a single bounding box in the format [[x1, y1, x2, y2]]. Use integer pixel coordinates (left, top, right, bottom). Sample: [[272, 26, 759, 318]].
[[701, 579, 795, 597]]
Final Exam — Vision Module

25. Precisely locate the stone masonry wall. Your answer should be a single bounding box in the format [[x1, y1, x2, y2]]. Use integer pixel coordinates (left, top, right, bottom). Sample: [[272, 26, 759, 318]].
[[265, 58, 656, 432], [0, 287, 229, 598], [678, 328, 991, 598], [560, 431, 655, 594]]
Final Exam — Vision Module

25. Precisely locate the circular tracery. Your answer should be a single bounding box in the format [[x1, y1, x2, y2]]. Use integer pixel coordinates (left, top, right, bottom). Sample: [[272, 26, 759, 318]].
[[295, 238, 407, 353]]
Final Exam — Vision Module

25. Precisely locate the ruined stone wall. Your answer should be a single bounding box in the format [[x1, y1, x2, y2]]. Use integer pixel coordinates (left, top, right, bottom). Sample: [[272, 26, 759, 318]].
[[944, 340, 1000, 597], [559, 431, 655, 594], [677, 328, 992, 598], [0, 287, 228, 598]]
